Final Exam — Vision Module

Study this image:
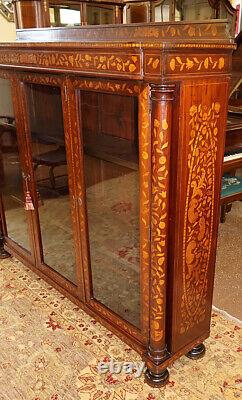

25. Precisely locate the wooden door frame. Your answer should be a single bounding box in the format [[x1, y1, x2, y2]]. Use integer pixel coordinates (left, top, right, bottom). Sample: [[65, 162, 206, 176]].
[[63, 76, 151, 345], [0, 69, 36, 266]]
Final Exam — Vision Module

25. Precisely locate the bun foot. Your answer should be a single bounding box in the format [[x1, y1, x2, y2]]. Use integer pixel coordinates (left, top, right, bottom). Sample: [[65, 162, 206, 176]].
[[186, 343, 205, 360], [145, 368, 169, 387], [0, 247, 11, 259]]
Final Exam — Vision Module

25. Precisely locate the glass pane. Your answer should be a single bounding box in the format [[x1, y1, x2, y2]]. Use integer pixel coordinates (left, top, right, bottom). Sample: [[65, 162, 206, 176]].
[[87, 5, 114, 25], [80, 91, 140, 328], [26, 84, 76, 284], [179, 0, 214, 21], [60, 8, 80, 25], [49, 5, 80, 27], [0, 78, 30, 251]]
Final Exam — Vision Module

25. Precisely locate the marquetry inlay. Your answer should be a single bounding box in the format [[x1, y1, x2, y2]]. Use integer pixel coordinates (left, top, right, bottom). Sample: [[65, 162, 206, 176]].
[[168, 55, 227, 74], [180, 102, 220, 334], [0, 51, 141, 76]]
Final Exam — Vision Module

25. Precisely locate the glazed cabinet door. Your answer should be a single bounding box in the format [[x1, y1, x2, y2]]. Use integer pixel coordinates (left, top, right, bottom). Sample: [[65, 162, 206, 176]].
[[18, 76, 84, 298], [0, 76, 34, 261], [65, 79, 151, 343]]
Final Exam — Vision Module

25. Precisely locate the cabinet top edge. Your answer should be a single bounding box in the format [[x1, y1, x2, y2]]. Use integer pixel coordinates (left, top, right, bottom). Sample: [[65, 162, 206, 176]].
[[12, 20, 234, 46]]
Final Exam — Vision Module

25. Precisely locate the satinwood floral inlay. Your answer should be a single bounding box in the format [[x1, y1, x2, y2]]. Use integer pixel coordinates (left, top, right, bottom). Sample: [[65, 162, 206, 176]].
[[169, 56, 225, 73], [180, 102, 220, 334], [0, 51, 141, 75], [139, 86, 151, 337], [151, 117, 169, 342]]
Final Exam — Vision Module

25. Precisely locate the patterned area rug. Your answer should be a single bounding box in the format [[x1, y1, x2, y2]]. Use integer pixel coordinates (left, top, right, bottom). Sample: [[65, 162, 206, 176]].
[[0, 258, 241, 400]]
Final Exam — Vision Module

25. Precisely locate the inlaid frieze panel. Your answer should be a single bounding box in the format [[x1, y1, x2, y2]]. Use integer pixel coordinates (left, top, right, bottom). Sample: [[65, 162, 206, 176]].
[[71, 78, 142, 95], [167, 54, 228, 74], [144, 54, 162, 76], [0, 50, 142, 77]]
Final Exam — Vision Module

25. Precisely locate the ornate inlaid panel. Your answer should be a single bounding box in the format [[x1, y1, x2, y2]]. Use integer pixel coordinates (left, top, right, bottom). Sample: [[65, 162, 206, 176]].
[[0, 48, 233, 80], [170, 79, 229, 352], [166, 54, 228, 74], [0, 50, 142, 78], [150, 115, 169, 343], [180, 101, 220, 333]]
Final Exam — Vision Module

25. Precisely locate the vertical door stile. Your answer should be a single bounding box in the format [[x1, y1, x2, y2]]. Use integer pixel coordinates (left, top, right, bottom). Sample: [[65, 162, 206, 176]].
[[61, 77, 88, 301], [9, 76, 38, 263], [138, 84, 152, 342]]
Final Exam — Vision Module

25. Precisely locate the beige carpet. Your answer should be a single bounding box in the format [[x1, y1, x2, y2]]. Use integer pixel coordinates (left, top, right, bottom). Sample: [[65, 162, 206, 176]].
[[0, 258, 241, 400]]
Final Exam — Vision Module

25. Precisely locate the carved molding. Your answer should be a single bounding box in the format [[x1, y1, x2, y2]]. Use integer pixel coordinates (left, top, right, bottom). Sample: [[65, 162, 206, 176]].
[[0, 0, 14, 22]]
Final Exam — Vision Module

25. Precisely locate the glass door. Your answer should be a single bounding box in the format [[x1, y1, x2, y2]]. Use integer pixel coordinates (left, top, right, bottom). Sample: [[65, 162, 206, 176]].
[[78, 90, 141, 328], [24, 82, 77, 285], [0, 77, 31, 255]]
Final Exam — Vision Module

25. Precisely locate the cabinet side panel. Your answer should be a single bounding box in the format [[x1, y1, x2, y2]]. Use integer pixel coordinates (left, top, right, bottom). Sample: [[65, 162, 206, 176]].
[[169, 78, 229, 353]]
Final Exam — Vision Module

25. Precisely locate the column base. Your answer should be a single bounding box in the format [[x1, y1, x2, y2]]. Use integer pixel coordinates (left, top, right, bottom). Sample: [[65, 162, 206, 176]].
[[0, 247, 11, 259], [145, 368, 169, 387], [186, 343, 205, 360]]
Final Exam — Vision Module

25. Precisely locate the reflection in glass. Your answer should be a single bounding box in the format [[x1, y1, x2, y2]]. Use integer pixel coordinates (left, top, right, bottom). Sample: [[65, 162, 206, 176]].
[[0, 78, 30, 251], [26, 84, 76, 284], [180, 0, 215, 20], [80, 91, 140, 327], [49, 3, 115, 27], [87, 5, 115, 25], [49, 5, 81, 27], [153, 0, 216, 22]]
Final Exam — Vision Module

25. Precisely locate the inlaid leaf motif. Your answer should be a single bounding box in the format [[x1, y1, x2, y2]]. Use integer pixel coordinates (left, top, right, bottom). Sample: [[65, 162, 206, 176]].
[[180, 102, 220, 334]]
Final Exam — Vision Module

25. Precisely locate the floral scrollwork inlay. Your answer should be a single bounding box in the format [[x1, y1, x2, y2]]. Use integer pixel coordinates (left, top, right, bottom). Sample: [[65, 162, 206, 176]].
[[139, 86, 151, 336], [180, 102, 220, 334], [0, 51, 141, 75], [73, 79, 141, 95], [151, 117, 169, 342], [169, 56, 225, 73], [144, 55, 161, 75]]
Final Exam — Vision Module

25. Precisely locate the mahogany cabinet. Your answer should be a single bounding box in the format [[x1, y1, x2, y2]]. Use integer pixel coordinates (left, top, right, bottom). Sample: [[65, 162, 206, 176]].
[[0, 21, 234, 386]]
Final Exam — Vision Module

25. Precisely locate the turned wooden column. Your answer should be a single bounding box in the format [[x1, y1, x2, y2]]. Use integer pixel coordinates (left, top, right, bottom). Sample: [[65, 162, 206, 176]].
[[13, 0, 50, 29], [145, 83, 175, 386], [80, 2, 87, 25], [114, 5, 123, 24]]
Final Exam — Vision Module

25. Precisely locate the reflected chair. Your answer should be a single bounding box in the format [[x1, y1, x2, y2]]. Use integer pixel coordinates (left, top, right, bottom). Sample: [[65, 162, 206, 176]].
[[220, 174, 242, 222], [33, 146, 67, 190]]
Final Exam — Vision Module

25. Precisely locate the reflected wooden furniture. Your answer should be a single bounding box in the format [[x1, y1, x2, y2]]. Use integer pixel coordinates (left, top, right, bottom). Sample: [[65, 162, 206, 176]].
[[125, 0, 237, 28], [12, 0, 238, 33], [33, 146, 67, 190], [0, 21, 234, 386], [0, 115, 16, 186]]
